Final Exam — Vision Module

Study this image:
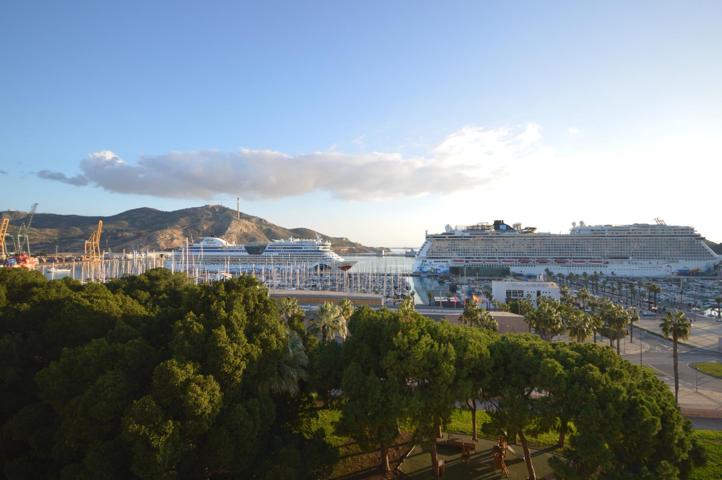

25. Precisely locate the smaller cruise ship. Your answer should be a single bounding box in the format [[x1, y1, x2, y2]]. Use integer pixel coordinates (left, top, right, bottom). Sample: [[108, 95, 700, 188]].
[[177, 237, 355, 271], [261, 238, 356, 270], [182, 237, 249, 258]]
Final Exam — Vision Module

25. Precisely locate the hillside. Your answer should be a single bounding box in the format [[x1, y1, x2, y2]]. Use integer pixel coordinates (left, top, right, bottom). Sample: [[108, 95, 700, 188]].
[[706, 239, 722, 255], [0, 205, 381, 255]]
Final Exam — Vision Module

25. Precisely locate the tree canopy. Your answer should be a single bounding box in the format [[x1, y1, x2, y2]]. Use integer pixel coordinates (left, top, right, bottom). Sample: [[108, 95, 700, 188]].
[[0, 268, 335, 480], [0, 268, 704, 479]]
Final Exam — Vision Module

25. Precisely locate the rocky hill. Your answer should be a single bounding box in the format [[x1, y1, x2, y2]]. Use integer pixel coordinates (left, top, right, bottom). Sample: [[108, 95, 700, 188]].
[[1, 205, 380, 255], [706, 239, 722, 255]]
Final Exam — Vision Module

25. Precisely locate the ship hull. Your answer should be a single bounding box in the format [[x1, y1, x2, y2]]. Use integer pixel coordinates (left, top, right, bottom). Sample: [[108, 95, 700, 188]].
[[414, 258, 717, 278]]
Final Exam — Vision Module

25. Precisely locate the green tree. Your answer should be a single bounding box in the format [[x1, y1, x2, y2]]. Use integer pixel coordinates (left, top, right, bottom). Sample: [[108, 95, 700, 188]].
[[458, 300, 497, 331], [564, 306, 594, 343], [339, 298, 354, 324], [337, 308, 406, 473], [398, 295, 415, 315], [386, 316, 458, 478], [646, 282, 661, 310], [660, 310, 692, 404], [597, 299, 629, 354], [551, 343, 702, 479], [263, 331, 309, 396], [1, 270, 336, 479], [309, 302, 346, 343], [484, 335, 552, 480], [451, 327, 492, 441], [509, 296, 534, 332], [278, 297, 305, 333], [529, 297, 564, 341], [628, 307, 640, 343], [576, 287, 591, 310]]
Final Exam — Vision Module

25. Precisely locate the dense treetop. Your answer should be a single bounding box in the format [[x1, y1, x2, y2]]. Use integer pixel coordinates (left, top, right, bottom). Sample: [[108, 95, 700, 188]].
[[0, 269, 705, 479]]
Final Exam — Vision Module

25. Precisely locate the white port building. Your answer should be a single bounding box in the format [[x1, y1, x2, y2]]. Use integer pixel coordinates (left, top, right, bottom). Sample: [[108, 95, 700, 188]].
[[492, 280, 560, 306]]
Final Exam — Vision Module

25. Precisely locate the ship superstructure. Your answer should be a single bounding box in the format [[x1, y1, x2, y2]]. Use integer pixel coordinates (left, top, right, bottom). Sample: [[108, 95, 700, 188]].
[[414, 220, 720, 277], [184, 237, 249, 258]]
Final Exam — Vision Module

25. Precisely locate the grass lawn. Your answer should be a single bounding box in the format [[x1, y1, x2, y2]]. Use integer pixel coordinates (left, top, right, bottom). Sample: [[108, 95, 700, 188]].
[[309, 408, 722, 479], [446, 409, 561, 449], [691, 361, 722, 379], [690, 430, 722, 480], [305, 409, 413, 479]]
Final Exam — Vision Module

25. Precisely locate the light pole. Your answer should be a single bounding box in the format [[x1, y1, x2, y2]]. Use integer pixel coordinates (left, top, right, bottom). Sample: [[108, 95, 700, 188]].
[[639, 328, 643, 366]]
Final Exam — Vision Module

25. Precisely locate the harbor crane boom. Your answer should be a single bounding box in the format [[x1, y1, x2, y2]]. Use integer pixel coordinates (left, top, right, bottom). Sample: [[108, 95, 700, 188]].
[[0, 218, 9, 260], [15, 203, 38, 255], [83, 220, 103, 262]]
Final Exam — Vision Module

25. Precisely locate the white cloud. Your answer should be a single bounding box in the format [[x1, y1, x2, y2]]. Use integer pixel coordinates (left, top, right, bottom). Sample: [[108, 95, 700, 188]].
[[38, 124, 542, 200], [567, 126, 580, 136]]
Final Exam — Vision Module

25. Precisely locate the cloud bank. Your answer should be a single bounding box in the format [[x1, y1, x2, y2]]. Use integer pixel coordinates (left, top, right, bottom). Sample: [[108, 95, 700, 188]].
[[37, 169, 89, 186], [38, 124, 542, 200]]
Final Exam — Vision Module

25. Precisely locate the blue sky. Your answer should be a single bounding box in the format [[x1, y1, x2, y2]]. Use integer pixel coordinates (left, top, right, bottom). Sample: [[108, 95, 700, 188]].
[[1, 1, 721, 245]]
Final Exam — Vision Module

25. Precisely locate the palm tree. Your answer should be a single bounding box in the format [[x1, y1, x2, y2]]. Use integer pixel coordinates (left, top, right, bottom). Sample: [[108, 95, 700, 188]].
[[628, 307, 640, 343], [263, 331, 309, 395], [598, 299, 628, 353], [459, 301, 497, 331], [589, 313, 602, 344], [279, 297, 303, 325], [565, 309, 593, 343], [559, 285, 572, 305], [660, 310, 692, 404], [309, 302, 346, 342], [531, 297, 564, 341], [544, 268, 554, 281], [590, 272, 600, 294], [575, 288, 591, 311], [340, 298, 355, 323], [646, 282, 661, 310]]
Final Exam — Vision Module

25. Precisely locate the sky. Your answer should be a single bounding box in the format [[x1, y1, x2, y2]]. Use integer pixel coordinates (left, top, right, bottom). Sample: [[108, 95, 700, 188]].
[[1, 1, 721, 247]]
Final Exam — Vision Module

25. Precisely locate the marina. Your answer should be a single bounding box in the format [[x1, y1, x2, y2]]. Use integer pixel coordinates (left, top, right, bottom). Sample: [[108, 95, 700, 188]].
[[36, 252, 416, 305]]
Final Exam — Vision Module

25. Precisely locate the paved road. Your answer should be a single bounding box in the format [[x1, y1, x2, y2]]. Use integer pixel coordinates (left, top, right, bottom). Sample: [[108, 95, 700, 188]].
[[623, 327, 722, 394]]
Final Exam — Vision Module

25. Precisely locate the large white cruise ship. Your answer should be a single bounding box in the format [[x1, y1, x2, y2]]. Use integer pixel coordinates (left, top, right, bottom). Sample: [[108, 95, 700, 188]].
[[414, 220, 721, 278]]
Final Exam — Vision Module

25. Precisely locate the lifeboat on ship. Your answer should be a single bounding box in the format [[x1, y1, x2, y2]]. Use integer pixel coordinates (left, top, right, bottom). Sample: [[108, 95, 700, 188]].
[[519, 258, 531, 264], [555, 258, 569, 264], [536, 258, 549, 264]]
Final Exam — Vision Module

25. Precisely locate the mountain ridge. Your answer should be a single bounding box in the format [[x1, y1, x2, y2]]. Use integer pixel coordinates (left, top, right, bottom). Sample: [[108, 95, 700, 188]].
[[0, 205, 381, 255]]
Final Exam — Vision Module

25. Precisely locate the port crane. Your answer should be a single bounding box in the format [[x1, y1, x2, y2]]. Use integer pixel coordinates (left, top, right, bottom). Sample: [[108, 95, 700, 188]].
[[0, 218, 9, 260], [83, 220, 103, 262], [14, 203, 38, 256]]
